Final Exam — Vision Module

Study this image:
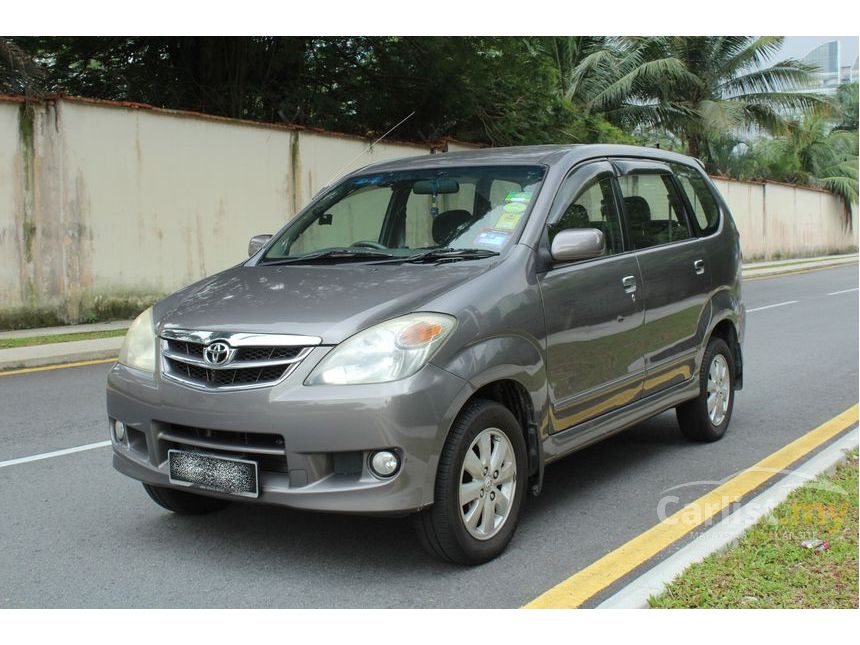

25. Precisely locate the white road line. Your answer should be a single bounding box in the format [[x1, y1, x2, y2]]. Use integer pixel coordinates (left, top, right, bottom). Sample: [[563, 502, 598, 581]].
[[828, 287, 859, 296], [747, 300, 799, 313], [0, 440, 111, 469]]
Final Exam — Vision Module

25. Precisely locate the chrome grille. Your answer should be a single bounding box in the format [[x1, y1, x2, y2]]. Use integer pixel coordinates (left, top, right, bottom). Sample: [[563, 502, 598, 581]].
[[160, 329, 321, 391]]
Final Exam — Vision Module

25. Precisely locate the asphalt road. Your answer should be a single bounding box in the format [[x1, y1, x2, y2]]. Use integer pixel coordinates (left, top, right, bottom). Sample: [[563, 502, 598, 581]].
[[1, 266, 857, 608]]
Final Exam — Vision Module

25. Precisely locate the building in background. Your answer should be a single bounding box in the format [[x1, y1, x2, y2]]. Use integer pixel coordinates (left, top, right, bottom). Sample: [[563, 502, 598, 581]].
[[800, 40, 858, 94], [842, 56, 859, 84], [801, 40, 841, 94]]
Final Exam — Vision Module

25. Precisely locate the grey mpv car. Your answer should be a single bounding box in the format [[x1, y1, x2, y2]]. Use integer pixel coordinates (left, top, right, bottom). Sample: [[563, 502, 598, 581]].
[[107, 144, 744, 564]]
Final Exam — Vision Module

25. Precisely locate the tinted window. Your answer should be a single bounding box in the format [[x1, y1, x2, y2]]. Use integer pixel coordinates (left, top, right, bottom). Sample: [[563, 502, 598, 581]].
[[262, 165, 546, 261], [548, 175, 623, 255], [617, 173, 691, 249], [671, 163, 721, 235]]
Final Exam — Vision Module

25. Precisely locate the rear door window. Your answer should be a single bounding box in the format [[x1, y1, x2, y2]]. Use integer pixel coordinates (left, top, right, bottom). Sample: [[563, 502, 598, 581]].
[[616, 173, 691, 249]]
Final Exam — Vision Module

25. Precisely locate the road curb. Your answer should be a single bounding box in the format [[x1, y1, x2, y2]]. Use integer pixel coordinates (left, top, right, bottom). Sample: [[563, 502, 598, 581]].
[[596, 427, 860, 609], [743, 257, 857, 280], [0, 337, 122, 372]]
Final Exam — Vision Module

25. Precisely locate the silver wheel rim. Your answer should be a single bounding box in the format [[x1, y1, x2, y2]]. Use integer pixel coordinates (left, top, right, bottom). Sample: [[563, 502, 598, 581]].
[[707, 354, 731, 426], [459, 428, 517, 541]]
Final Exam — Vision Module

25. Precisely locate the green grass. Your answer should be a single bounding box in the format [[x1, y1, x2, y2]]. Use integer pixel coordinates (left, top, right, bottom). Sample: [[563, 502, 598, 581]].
[[649, 450, 859, 608], [0, 328, 128, 350]]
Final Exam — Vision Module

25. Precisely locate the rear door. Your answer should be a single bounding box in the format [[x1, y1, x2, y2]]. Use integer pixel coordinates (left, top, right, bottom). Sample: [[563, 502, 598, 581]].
[[613, 160, 711, 397], [538, 161, 646, 433]]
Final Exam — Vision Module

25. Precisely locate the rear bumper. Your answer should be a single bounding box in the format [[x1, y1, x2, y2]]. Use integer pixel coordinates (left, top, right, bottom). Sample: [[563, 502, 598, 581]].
[[106, 348, 472, 513]]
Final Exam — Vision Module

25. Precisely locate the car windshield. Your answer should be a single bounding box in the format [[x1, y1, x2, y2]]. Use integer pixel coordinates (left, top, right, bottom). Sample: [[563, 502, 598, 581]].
[[260, 165, 546, 263]]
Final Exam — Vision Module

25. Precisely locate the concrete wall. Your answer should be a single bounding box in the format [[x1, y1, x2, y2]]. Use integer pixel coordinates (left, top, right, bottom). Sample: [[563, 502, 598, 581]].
[[712, 176, 857, 261], [0, 96, 856, 322]]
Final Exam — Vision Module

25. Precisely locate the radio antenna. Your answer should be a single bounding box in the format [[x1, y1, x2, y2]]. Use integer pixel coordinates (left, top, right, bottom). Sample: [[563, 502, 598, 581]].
[[323, 111, 416, 187]]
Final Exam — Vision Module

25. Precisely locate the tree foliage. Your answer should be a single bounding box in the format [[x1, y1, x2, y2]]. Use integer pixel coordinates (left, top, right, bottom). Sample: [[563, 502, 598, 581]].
[[3, 36, 629, 147], [1, 36, 855, 210]]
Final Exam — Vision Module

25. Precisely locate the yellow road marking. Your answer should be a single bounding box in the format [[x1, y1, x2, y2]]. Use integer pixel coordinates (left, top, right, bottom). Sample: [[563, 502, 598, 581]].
[[524, 403, 859, 609], [0, 357, 117, 377]]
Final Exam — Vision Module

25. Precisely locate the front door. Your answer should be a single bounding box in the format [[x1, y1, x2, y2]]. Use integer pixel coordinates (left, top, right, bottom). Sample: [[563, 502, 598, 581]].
[[538, 162, 646, 433]]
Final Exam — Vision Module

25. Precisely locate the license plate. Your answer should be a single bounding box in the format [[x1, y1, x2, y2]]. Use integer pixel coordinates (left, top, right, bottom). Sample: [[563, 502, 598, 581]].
[[168, 449, 259, 498]]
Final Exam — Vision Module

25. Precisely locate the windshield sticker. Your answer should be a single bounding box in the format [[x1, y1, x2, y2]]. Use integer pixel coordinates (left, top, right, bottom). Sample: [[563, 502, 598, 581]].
[[495, 205, 525, 231], [473, 228, 511, 248], [505, 191, 533, 204]]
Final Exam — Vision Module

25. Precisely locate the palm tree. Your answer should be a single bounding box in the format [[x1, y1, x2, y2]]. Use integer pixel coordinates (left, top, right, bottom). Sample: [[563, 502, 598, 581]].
[[577, 37, 822, 164], [756, 111, 858, 219]]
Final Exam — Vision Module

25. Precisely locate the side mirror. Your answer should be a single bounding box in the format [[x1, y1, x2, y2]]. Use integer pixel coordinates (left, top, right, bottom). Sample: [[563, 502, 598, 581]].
[[550, 228, 605, 263], [248, 234, 272, 257]]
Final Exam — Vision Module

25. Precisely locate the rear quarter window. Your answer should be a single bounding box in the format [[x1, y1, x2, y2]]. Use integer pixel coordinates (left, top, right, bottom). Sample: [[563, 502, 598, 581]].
[[671, 163, 721, 236]]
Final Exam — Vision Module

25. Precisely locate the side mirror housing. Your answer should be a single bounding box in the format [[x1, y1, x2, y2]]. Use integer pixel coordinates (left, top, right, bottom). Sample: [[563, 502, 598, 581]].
[[248, 234, 272, 257], [550, 228, 605, 263]]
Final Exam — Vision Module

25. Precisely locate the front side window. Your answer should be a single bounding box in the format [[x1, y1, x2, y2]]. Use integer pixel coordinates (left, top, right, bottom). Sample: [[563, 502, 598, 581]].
[[670, 163, 721, 235], [547, 175, 624, 255], [617, 173, 691, 249], [262, 165, 546, 263]]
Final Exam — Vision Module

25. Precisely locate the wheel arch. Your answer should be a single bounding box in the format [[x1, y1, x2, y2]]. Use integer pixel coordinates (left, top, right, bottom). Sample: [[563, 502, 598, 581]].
[[707, 315, 744, 390]]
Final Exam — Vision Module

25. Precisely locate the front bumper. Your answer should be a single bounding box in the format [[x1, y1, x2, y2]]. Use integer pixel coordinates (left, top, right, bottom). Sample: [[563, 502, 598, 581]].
[[107, 347, 471, 514]]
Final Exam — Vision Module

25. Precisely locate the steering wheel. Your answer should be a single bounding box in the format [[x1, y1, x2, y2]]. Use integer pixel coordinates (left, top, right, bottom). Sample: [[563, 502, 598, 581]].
[[351, 240, 388, 251]]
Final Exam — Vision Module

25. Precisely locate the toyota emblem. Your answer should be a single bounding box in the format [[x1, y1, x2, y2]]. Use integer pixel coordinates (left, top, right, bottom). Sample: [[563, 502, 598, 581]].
[[203, 341, 231, 366]]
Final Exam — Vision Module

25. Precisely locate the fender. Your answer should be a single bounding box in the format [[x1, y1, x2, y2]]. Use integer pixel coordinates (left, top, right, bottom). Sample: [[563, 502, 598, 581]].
[[431, 333, 550, 496]]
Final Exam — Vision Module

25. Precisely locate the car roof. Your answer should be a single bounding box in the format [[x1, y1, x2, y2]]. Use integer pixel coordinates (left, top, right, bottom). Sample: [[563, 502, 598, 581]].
[[348, 144, 704, 177]]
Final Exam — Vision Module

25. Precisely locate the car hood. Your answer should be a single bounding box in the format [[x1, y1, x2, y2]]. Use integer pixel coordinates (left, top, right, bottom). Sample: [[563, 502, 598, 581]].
[[157, 262, 490, 344]]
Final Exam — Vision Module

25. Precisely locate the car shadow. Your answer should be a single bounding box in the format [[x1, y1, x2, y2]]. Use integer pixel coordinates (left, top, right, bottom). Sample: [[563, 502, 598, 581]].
[[133, 410, 696, 583]]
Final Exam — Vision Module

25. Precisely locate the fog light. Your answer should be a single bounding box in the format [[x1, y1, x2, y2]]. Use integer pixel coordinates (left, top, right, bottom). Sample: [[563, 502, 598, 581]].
[[113, 420, 126, 442], [370, 450, 400, 478]]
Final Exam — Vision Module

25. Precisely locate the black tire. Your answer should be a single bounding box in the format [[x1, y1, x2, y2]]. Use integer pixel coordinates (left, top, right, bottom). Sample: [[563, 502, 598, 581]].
[[142, 483, 231, 515], [676, 337, 736, 442], [413, 399, 528, 565]]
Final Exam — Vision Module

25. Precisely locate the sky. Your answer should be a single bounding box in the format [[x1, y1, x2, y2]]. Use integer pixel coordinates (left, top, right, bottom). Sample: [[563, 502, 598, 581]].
[[779, 36, 859, 67]]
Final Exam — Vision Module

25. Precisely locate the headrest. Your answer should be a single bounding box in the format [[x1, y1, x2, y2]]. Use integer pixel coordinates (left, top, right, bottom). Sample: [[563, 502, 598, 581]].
[[623, 196, 651, 225], [564, 203, 590, 228], [432, 209, 472, 245]]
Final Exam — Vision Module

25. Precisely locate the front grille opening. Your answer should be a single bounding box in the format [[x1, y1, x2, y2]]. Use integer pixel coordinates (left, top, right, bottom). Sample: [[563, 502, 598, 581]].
[[161, 336, 309, 390], [165, 339, 204, 359], [161, 423, 288, 474], [165, 357, 291, 387], [234, 346, 303, 362]]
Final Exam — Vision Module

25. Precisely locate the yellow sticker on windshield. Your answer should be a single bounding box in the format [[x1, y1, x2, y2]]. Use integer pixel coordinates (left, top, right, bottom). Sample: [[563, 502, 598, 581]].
[[496, 203, 525, 231]]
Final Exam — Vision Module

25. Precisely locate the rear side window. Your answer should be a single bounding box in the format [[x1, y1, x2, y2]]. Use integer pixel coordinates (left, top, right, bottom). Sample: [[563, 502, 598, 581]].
[[671, 164, 721, 235], [617, 173, 691, 249]]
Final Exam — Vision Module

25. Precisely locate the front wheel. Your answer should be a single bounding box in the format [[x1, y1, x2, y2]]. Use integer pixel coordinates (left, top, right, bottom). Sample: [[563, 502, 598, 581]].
[[676, 337, 736, 442], [413, 399, 528, 564]]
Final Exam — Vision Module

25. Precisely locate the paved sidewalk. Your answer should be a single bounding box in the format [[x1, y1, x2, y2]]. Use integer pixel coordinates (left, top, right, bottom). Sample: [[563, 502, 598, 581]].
[[1, 253, 857, 371], [0, 319, 131, 341], [0, 337, 124, 372], [743, 252, 857, 279]]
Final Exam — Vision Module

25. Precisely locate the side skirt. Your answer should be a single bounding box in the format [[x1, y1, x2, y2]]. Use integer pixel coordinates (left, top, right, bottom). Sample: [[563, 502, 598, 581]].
[[541, 377, 700, 465]]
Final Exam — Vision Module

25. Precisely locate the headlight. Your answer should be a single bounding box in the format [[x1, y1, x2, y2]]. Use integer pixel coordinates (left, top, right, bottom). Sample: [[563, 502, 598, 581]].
[[306, 313, 456, 385], [118, 307, 157, 373]]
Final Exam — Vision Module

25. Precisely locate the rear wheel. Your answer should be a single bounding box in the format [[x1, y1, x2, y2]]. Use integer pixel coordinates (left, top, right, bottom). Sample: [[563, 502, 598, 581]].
[[143, 483, 231, 515], [413, 399, 527, 564], [676, 337, 735, 442]]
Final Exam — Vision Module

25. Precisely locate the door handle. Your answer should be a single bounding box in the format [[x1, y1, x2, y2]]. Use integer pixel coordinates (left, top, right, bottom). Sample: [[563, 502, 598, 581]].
[[622, 275, 637, 293], [693, 259, 705, 275]]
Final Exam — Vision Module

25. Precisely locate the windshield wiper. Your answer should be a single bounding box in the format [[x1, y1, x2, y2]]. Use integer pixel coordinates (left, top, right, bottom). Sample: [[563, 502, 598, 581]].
[[261, 248, 395, 265], [389, 248, 500, 264]]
